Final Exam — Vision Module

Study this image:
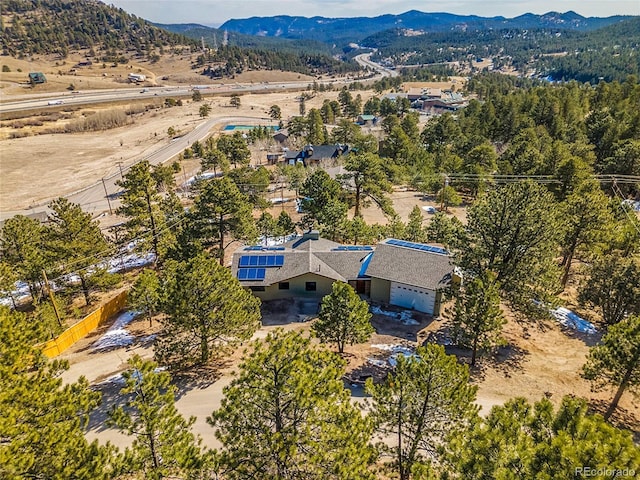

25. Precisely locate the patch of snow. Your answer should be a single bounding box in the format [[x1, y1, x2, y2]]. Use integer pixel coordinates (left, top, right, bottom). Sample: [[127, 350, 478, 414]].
[[422, 205, 437, 214], [100, 366, 167, 386], [367, 358, 388, 368], [370, 305, 419, 325], [371, 344, 417, 367], [92, 310, 139, 351], [550, 307, 597, 334]]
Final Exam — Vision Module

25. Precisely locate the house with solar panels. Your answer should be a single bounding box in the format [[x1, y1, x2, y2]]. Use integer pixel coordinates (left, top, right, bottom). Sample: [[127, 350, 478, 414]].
[[231, 231, 458, 316]]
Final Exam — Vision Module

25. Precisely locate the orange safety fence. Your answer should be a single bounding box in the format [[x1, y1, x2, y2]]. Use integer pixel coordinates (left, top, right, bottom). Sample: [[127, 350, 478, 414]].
[[41, 291, 128, 358]]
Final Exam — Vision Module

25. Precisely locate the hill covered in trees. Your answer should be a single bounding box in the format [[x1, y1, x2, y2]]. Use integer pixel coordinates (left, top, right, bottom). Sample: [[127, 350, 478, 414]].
[[362, 16, 640, 83], [0, 0, 198, 60], [0, 0, 359, 77], [219, 10, 630, 45]]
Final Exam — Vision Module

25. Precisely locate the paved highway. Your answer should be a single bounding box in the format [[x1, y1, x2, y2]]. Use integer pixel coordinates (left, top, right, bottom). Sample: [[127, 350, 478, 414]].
[[0, 58, 394, 221]]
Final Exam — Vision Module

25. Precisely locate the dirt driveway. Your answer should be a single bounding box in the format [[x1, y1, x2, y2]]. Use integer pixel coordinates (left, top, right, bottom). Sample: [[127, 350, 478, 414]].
[[59, 297, 640, 450]]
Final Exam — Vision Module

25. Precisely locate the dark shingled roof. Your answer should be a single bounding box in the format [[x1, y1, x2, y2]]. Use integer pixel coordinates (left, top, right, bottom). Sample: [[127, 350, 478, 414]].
[[232, 236, 454, 290], [231, 235, 372, 286], [364, 240, 453, 290]]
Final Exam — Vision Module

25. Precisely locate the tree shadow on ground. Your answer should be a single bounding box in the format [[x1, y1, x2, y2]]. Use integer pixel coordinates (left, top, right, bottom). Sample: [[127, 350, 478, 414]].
[[423, 324, 528, 382], [172, 361, 230, 401], [588, 398, 640, 443], [87, 382, 124, 434], [261, 298, 318, 326]]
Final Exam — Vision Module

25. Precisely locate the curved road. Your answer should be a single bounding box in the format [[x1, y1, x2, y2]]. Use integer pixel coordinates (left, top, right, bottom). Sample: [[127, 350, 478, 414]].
[[0, 57, 395, 221]]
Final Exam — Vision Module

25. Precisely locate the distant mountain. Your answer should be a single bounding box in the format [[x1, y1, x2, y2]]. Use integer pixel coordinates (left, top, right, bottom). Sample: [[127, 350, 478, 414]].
[[156, 23, 334, 56], [220, 10, 631, 45]]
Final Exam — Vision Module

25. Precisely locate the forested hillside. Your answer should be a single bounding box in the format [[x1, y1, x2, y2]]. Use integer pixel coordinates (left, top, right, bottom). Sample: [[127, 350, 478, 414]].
[[364, 16, 640, 83], [220, 10, 628, 45], [0, 0, 197, 59], [0, 0, 358, 76]]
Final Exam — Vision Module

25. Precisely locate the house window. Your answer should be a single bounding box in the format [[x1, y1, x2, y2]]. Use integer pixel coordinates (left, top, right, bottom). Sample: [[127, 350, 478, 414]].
[[305, 282, 317, 292], [278, 282, 290, 290], [250, 286, 266, 292]]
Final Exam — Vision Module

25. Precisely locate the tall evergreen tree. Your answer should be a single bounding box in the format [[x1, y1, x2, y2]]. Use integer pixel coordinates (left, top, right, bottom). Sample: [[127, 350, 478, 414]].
[[0, 215, 49, 301], [339, 152, 392, 217], [128, 269, 161, 327], [459, 181, 561, 315], [116, 161, 164, 261], [0, 307, 118, 479], [582, 314, 640, 419], [559, 181, 613, 287], [449, 272, 506, 366], [46, 198, 111, 306], [404, 206, 426, 243], [578, 253, 640, 326], [313, 281, 374, 353], [156, 253, 261, 367], [108, 355, 211, 479], [188, 177, 257, 265], [209, 330, 375, 479], [366, 344, 478, 480], [444, 396, 640, 479], [217, 132, 250, 168]]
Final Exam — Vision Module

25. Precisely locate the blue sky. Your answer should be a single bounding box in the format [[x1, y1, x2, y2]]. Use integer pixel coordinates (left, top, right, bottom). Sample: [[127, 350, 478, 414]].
[[107, 1, 639, 26]]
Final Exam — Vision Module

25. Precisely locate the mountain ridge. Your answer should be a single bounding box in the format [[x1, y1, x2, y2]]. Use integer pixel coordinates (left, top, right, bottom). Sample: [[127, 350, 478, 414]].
[[219, 10, 632, 44]]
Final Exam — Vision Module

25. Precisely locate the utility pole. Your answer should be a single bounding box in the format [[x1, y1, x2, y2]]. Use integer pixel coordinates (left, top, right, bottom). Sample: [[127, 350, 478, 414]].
[[440, 175, 448, 211], [42, 269, 62, 328], [116, 161, 124, 179], [102, 177, 113, 215]]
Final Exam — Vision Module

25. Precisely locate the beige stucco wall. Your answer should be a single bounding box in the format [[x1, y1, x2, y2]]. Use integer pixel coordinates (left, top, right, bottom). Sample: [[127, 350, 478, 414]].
[[251, 273, 336, 302], [370, 278, 391, 303]]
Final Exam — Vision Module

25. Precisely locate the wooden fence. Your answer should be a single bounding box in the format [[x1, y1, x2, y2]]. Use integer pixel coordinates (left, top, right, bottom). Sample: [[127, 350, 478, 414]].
[[41, 291, 128, 358]]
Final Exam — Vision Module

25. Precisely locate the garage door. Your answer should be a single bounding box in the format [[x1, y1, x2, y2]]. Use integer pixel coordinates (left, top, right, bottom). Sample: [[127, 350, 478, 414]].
[[389, 282, 435, 314]]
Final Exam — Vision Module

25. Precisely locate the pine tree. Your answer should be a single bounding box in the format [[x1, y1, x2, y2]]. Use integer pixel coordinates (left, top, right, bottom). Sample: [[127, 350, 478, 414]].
[[459, 181, 561, 315], [0, 214, 49, 301], [216, 132, 250, 168], [116, 161, 164, 261], [313, 281, 374, 353], [46, 198, 111, 306], [0, 307, 118, 479], [578, 253, 640, 326], [366, 344, 478, 480], [559, 181, 613, 287], [156, 253, 261, 367], [444, 396, 640, 479], [209, 330, 375, 479], [582, 314, 640, 419], [404, 205, 426, 242], [187, 176, 257, 264], [339, 152, 392, 217], [108, 355, 211, 479], [449, 272, 506, 366], [128, 268, 161, 327]]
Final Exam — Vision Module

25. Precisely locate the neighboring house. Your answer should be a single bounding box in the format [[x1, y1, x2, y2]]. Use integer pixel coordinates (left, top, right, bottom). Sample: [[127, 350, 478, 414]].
[[266, 152, 282, 164], [420, 91, 467, 114], [281, 144, 350, 166], [232, 233, 457, 316], [273, 129, 289, 143], [28, 72, 46, 84], [407, 88, 423, 101], [357, 114, 377, 126]]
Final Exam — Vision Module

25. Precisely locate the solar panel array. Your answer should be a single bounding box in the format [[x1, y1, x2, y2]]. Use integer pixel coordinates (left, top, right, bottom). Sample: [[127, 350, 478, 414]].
[[332, 246, 373, 251], [244, 246, 285, 251], [239, 255, 285, 267], [237, 268, 266, 280], [386, 239, 449, 255]]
